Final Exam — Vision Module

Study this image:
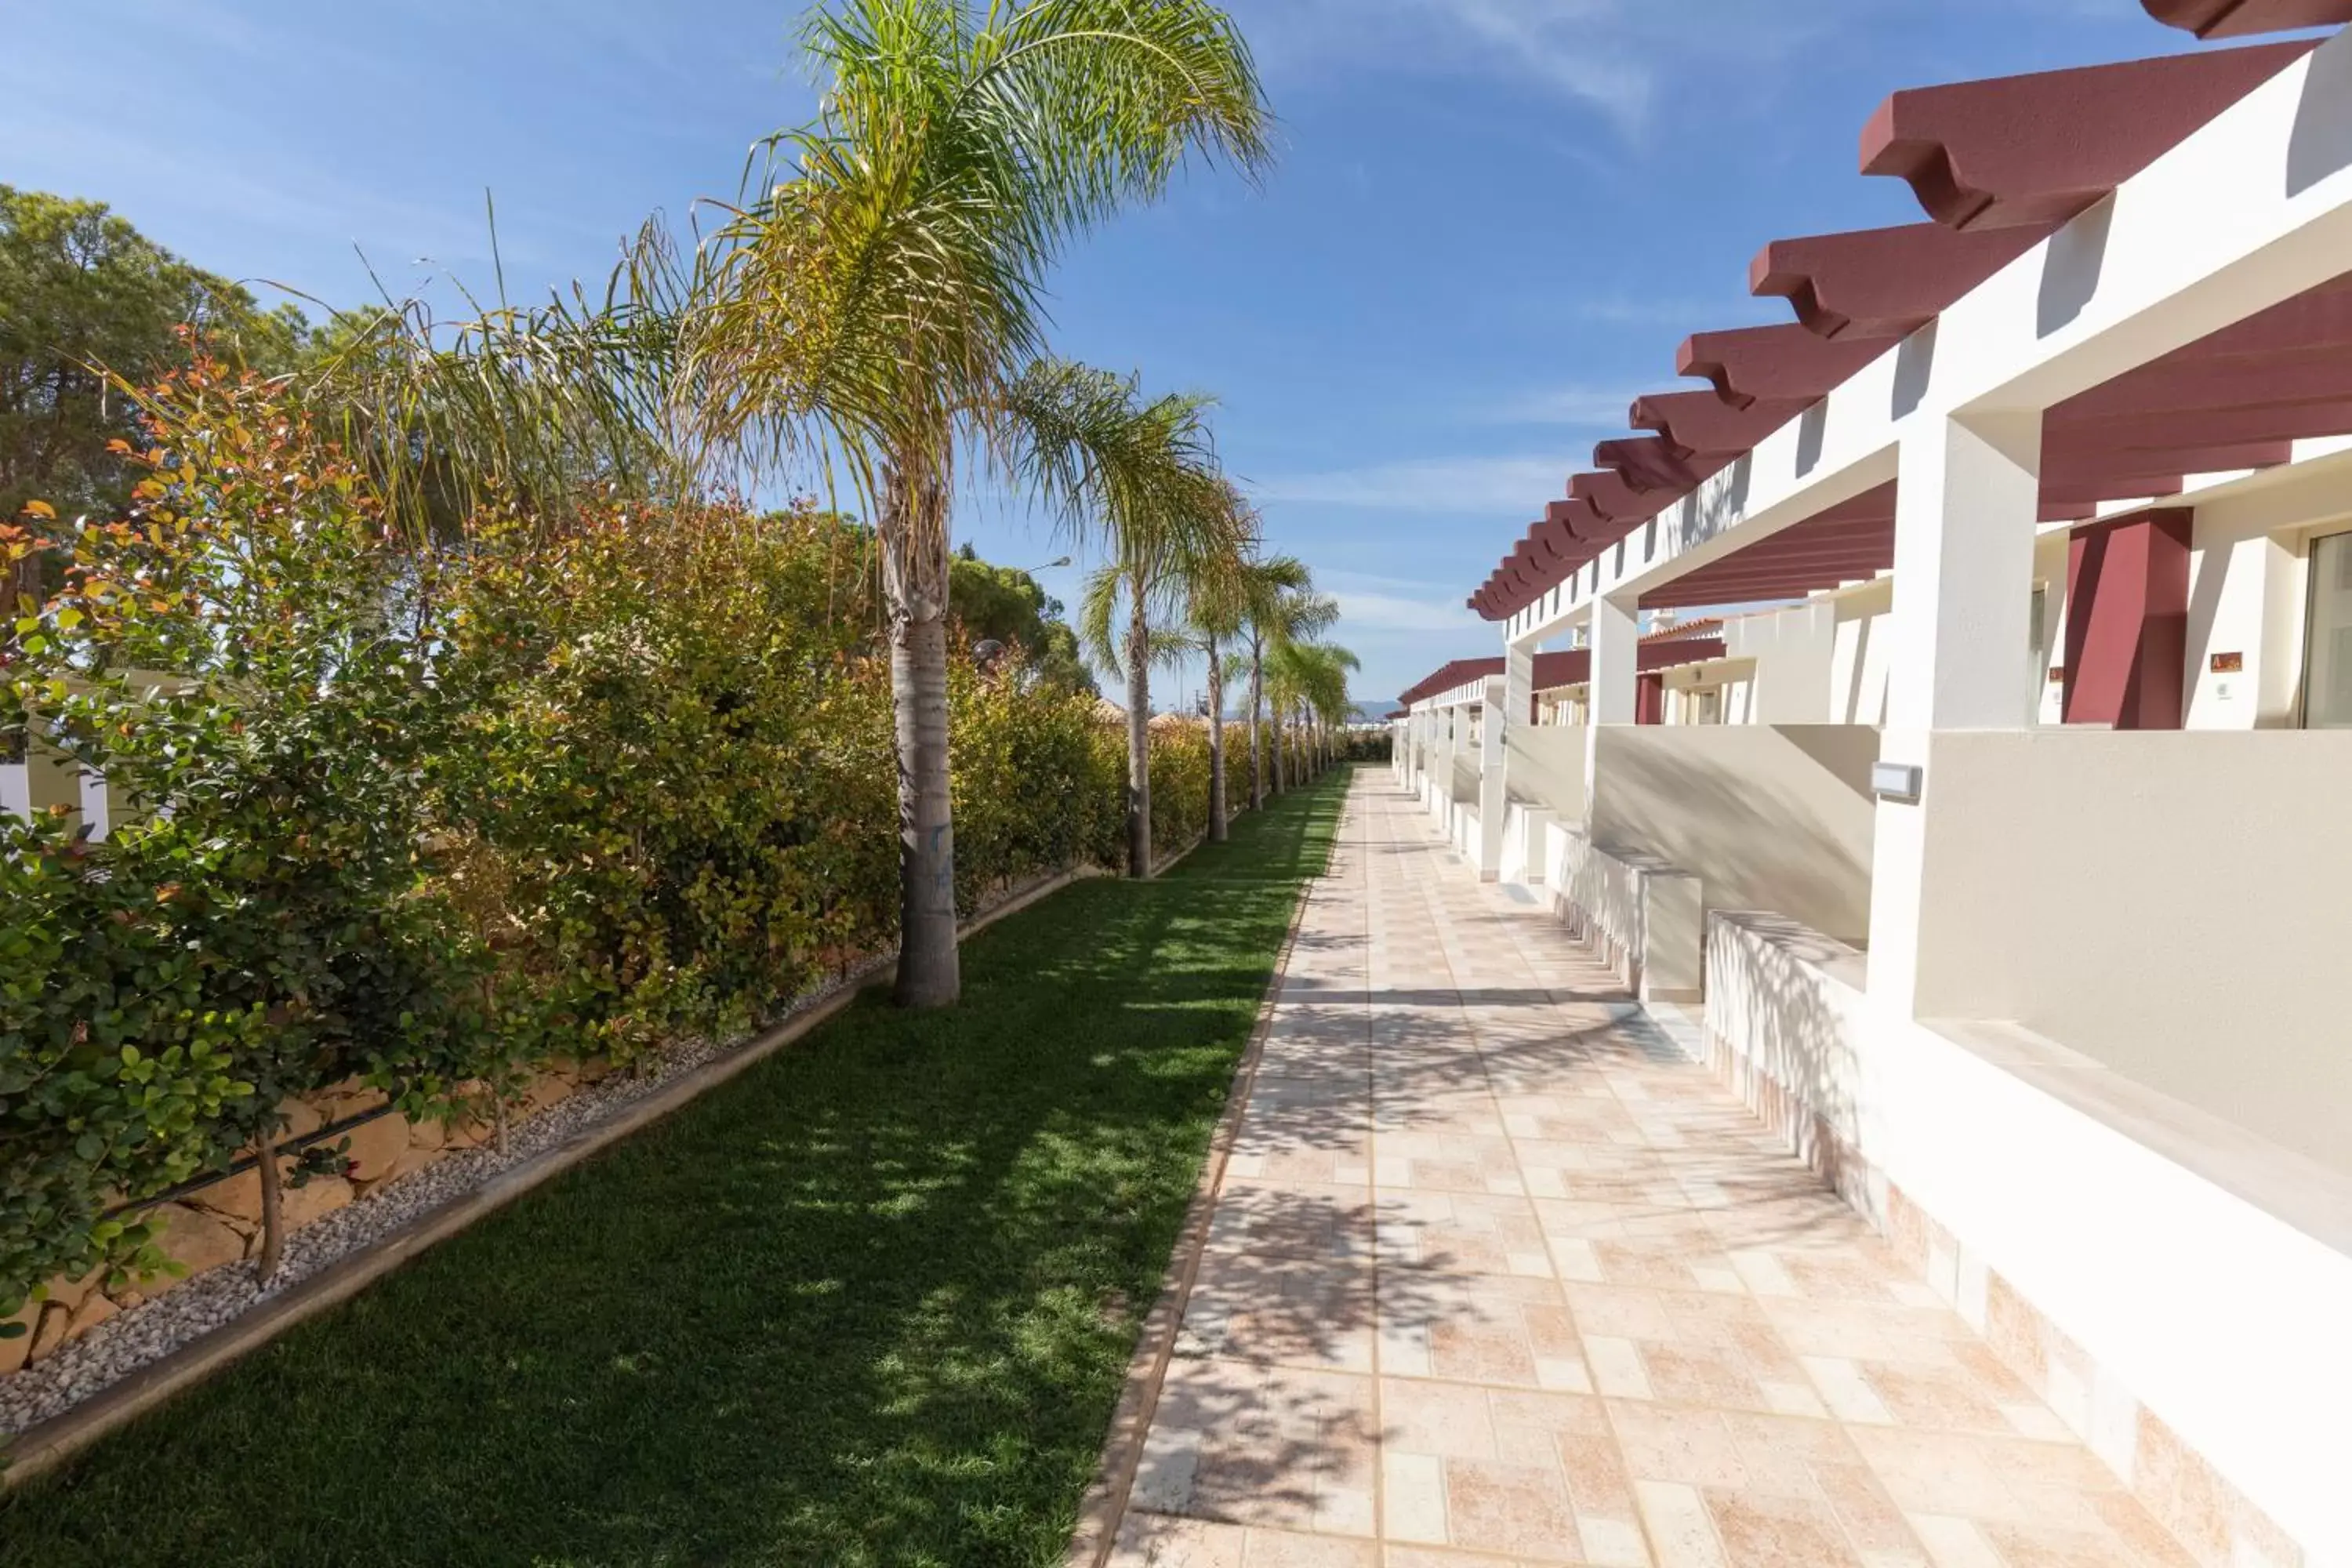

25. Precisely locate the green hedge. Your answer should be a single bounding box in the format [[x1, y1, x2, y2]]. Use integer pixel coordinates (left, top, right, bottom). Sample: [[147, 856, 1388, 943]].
[[0, 369, 1197, 1327]]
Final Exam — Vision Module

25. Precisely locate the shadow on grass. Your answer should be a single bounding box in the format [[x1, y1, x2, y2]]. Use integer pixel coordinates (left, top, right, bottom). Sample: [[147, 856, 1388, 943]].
[[0, 776, 1353, 1568]]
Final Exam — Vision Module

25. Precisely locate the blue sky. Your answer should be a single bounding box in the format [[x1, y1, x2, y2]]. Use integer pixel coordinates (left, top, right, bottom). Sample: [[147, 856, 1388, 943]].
[[9, 0, 2211, 706]]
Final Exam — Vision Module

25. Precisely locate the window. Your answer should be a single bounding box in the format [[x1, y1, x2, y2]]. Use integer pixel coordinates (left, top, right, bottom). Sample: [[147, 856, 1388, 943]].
[[2307, 532, 2352, 729]]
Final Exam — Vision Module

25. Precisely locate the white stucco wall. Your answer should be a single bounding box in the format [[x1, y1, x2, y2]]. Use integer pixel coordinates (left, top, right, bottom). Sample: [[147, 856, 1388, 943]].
[[1911, 728, 2352, 1171], [1587, 724, 1882, 946], [2175, 473, 2352, 730], [1827, 580, 1895, 727], [1504, 722, 1587, 822], [1706, 913, 2352, 1566], [1725, 601, 1838, 723]]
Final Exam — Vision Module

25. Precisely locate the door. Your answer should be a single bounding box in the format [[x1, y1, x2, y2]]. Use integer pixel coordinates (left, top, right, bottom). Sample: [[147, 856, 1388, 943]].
[[2307, 532, 2352, 729]]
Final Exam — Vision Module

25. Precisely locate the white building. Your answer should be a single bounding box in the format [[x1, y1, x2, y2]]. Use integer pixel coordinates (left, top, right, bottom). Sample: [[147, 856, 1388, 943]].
[[1399, 11, 2352, 1563]]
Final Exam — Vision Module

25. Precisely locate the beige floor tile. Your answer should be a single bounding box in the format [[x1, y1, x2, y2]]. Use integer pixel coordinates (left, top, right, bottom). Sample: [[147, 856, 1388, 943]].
[[1383, 1378, 1503, 1461], [1208, 1178, 1375, 1263], [1384, 1451, 1452, 1544], [1443, 1457, 1585, 1561], [1639, 1480, 1732, 1567], [1610, 1403, 1759, 1493], [1381, 1544, 1570, 1567], [1109, 1511, 1247, 1567], [1097, 781, 2199, 1568], [1704, 1487, 1867, 1566], [1905, 1513, 2005, 1568], [1583, 1338, 1655, 1401], [1179, 1251, 1376, 1373]]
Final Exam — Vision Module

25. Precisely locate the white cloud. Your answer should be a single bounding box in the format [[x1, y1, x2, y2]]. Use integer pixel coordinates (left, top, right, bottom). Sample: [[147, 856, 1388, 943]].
[[1574, 294, 1769, 328], [1483, 385, 1641, 429], [1324, 583, 1483, 633], [1236, 0, 1865, 132], [1253, 456, 1566, 514], [1336, 590, 1476, 632]]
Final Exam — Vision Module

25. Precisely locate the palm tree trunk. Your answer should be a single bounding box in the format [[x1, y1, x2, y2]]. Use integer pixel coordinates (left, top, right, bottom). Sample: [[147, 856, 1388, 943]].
[[1125, 578, 1152, 879], [882, 459, 960, 1009], [1206, 634, 1228, 844], [1247, 637, 1265, 811]]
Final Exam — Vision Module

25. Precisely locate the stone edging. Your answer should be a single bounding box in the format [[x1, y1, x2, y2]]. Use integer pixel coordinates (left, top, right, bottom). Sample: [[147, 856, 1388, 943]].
[[0, 864, 1092, 1489], [1056, 801, 1331, 1568]]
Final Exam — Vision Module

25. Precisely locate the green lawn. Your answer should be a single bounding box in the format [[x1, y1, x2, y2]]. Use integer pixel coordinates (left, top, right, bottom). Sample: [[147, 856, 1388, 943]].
[[1, 774, 1347, 1568]]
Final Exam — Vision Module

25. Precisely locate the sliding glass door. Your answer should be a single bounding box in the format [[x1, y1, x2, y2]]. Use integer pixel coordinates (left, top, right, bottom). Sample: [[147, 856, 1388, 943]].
[[2307, 532, 2352, 729]]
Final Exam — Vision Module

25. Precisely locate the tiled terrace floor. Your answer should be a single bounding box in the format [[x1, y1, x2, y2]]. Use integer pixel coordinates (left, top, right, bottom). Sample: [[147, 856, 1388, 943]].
[[1108, 773, 2196, 1568]]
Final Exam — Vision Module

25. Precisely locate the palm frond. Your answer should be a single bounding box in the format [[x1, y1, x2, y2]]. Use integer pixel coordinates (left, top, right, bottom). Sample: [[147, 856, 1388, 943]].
[[1077, 562, 1123, 673], [681, 0, 1276, 543], [293, 217, 701, 544]]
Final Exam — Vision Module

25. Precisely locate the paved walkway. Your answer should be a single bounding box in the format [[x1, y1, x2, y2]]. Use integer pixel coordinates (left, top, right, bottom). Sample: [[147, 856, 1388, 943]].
[[1109, 774, 2194, 1568]]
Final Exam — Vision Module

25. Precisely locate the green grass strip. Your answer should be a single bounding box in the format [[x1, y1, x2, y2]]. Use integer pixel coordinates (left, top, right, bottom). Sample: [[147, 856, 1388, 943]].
[[0, 773, 1349, 1568]]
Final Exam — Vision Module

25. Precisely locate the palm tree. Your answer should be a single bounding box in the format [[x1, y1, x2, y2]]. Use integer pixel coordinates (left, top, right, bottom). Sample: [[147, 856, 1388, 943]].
[[1308, 642, 1363, 769], [684, 0, 1272, 1006], [1243, 568, 1336, 800], [1073, 390, 1248, 877], [1177, 500, 1261, 844], [1267, 637, 1357, 785]]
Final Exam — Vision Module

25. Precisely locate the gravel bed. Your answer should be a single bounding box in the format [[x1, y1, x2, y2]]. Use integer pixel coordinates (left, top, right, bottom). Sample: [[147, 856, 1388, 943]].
[[0, 946, 909, 1440]]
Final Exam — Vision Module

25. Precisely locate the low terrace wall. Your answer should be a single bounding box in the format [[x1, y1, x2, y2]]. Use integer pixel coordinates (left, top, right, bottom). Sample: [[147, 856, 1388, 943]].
[[1911, 729, 2352, 1174], [1705, 910, 2352, 1567], [1588, 724, 1878, 947]]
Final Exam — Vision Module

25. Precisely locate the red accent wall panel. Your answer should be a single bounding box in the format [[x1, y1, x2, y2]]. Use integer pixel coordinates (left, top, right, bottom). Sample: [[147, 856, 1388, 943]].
[[2063, 509, 2193, 730], [1636, 673, 1667, 727]]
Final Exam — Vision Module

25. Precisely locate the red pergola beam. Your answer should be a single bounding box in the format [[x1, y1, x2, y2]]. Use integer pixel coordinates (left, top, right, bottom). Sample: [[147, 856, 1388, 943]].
[[1751, 222, 2050, 340], [1860, 43, 2317, 230], [1570, 469, 1675, 522], [2051, 399, 2352, 451], [1630, 391, 1812, 455], [1592, 437, 1708, 493], [2047, 440, 2294, 482], [1678, 326, 1890, 408], [2143, 0, 2352, 36]]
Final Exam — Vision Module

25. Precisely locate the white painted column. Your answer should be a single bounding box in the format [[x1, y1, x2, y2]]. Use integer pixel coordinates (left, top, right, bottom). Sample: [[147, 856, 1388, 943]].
[[1868, 410, 2043, 1020], [1476, 675, 1508, 880], [1583, 595, 1639, 821], [1427, 706, 1443, 817], [1884, 411, 2044, 733], [1504, 641, 1535, 734]]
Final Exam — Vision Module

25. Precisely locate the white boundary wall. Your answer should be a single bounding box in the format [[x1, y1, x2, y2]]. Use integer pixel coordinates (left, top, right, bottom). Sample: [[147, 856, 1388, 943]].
[[1707, 913, 2352, 1566]]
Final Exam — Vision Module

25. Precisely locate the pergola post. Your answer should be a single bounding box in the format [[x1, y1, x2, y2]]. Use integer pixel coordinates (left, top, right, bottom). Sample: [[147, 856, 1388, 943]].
[[1430, 703, 1454, 823], [1505, 641, 1536, 730], [1477, 675, 1509, 879], [2063, 509, 2193, 731], [1867, 409, 2044, 1019], [1583, 595, 1639, 816]]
